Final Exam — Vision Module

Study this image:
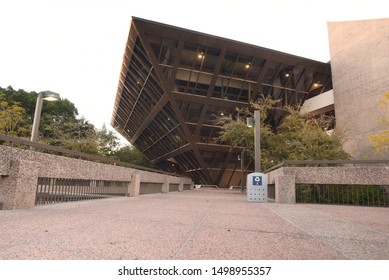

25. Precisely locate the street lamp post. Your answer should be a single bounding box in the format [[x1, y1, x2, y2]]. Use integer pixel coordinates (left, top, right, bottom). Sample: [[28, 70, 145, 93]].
[[240, 149, 245, 191], [30, 91, 61, 144], [247, 110, 261, 172], [246, 110, 267, 203], [254, 110, 260, 172]]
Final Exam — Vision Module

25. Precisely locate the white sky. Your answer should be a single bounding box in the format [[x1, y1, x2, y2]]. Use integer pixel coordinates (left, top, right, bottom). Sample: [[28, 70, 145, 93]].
[[0, 0, 388, 143]]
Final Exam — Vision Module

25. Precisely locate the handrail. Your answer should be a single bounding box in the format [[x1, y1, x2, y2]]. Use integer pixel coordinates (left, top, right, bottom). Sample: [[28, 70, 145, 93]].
[[264, 159, 389, 173], [3, 133, 388, 177], [0, 133, 181, 177]]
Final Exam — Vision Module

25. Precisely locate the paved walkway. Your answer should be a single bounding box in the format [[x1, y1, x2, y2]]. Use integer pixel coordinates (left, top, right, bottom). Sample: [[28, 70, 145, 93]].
[[0, 189, 388, 259]]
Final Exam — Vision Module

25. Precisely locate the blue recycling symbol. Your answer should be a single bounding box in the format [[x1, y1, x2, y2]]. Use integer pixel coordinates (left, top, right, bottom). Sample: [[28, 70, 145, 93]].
[[252, 176, 262, 186]]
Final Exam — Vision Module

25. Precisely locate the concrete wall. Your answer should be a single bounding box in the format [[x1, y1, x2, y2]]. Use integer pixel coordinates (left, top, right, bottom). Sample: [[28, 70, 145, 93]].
[[267, 165, 389, 203], [268, 166, 389, 185], [0, 146, 193, 210], [328, 18, 389, 159]]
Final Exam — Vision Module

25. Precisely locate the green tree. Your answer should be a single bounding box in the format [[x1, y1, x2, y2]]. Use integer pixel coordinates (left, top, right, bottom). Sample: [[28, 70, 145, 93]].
[[0, 86, 80, 140], [1, 86, 37, 117], [217, 99, 350, 170], [218, 97, 278, 163], [42, 116, 100, 154], [0, 92, 31, 136], [369, 91, 389, 156], [0, 86, 120, 156], [114, 145, 154, 168], [97, 124, 120, 156], [217, 112, 254, 152], [272, 107, 349, 162]]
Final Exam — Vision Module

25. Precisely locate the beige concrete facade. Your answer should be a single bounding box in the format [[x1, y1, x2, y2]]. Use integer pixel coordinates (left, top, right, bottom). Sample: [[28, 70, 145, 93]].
[[328, 18, 389, 159], [300, 89, 334, 116]]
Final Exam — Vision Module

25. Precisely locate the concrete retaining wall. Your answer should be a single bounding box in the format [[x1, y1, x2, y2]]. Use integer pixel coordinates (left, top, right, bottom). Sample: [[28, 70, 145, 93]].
[[268, 166, 389, 185], [0, 146, 193, 210], [267, 165, 389, 204]]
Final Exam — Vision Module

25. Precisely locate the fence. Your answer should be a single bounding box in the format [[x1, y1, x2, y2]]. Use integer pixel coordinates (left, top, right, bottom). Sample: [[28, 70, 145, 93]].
[[0, 138, 194, 210], [266, 160, 389, 205], [296, 184, 389, 207], [35, 178, 129, 205]]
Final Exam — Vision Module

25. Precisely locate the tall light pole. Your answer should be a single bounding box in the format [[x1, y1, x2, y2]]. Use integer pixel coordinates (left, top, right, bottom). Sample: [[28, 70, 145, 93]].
[[247, 110, 261, 172], [31, 91, 61, 143]]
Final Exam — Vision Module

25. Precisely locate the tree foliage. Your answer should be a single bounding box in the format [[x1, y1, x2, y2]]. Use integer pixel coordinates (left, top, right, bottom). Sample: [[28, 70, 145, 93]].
[[0, 86, 159, 168], [0, 92, 31, 136], [271, 108, 349, 161], [368, 91, 389, 156], [217, 97, 350, 170], [0, 86, 120, 156], [114, 145, 154, 168], [218, 96, 277, 161]]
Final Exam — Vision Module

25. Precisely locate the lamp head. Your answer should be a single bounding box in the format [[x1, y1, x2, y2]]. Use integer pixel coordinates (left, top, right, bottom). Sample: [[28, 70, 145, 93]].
[[246, 117, 254, 127], [40, 91, 61, 101]]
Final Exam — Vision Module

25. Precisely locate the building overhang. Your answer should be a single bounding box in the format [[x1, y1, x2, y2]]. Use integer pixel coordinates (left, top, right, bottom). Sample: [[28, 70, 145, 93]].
[[111, 17, 333, 186], [300, 89, 334, 116]]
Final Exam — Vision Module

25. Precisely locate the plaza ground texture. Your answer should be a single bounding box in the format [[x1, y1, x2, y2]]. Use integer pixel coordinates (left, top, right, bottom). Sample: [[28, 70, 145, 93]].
[[0, 188, 388, 259]]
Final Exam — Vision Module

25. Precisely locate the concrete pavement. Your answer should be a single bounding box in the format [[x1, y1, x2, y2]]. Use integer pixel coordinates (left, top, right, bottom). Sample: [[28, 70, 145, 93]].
[[0, 188, 388, 259]]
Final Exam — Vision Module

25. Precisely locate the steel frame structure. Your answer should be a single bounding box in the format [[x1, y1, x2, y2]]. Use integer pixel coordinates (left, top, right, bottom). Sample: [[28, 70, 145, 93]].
[[111, 17, 332, 187]]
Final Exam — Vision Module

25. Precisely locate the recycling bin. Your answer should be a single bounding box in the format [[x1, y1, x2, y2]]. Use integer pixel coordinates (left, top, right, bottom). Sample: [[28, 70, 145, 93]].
[[246, 172, 268, 202]]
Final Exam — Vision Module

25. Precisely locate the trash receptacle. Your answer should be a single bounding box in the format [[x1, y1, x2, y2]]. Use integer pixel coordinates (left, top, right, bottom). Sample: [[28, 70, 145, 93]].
[[246, 172, 267, 202]]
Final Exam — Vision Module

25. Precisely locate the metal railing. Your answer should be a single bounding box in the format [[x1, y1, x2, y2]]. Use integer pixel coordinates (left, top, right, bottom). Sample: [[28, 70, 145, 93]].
[[35, 178, 129, 205], [265, 159, 389, 173], [296, 184, 389, 207], [265, 159, 389, 207]]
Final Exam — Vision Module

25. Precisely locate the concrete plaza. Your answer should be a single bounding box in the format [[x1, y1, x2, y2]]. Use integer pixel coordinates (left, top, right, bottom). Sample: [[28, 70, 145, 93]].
[[0, 188, 388, 260]]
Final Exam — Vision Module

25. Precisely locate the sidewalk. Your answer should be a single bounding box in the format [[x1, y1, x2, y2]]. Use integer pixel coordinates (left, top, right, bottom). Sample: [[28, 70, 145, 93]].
[[0, 188, 388, 259]]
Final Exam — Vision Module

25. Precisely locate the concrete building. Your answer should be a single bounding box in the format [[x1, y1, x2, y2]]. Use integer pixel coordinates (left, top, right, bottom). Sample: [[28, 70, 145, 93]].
[[111, 17, 332, 187], [111, 17, 388, 186], [327, 18, 389, 159]]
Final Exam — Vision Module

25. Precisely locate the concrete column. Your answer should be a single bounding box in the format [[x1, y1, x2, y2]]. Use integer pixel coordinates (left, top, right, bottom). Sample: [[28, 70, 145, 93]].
[[0, 159, 41, 210], [275, 175, 296, 204], [0, 154, 10, 176], [127, 173, 140, 197], [178, 179, 184, 192], [162, 176, 169, 193]]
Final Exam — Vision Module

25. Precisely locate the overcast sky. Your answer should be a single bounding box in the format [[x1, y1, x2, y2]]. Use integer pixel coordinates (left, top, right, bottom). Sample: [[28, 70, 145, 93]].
[[0, 0, 387, 143]]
